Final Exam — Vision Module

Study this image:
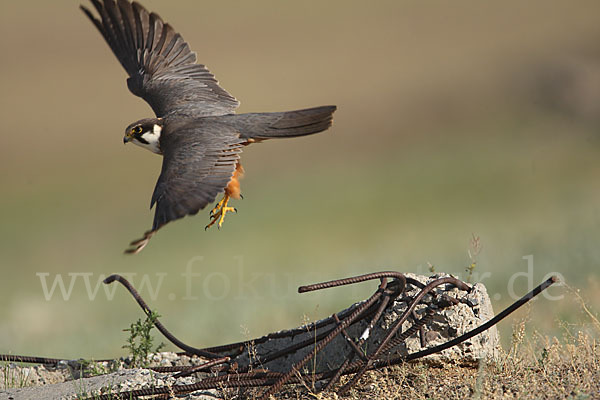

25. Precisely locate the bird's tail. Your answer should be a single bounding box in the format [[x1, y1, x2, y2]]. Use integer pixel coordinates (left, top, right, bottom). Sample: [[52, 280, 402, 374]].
[[232, 105, 336, 140]]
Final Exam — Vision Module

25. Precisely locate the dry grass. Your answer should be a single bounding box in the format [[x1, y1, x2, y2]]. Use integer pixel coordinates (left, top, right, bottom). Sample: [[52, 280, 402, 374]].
[[2, 315, 598, 399], [222, 299, 600, 400], [261, 329, 598, 400]]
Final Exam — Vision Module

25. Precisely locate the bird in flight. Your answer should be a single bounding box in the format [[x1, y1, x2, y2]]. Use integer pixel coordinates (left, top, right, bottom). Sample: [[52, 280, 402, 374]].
[[81, 0, 336, 254]]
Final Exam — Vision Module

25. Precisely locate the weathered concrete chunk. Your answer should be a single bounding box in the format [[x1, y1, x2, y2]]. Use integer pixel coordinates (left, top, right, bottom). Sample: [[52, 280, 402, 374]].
[[390, 273, 501, 365], [236, 273, 501, 372], [0, 365, 219, 400]]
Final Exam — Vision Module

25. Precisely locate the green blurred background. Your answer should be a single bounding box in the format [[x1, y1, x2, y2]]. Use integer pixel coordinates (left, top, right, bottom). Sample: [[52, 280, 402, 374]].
[[1, 1, 599, 358]]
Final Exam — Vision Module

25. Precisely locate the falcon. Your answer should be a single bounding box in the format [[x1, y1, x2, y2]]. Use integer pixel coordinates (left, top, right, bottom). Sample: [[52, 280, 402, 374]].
[[81, 0, 336, 254]]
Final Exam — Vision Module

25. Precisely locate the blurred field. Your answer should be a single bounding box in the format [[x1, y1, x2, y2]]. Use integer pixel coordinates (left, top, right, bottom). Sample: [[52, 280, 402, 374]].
[[1, 1, 600, 359]]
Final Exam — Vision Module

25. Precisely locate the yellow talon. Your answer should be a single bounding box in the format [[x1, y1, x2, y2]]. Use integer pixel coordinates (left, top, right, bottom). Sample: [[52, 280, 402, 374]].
[[205, 195, 236, 230], [210, 196, 227, 217]]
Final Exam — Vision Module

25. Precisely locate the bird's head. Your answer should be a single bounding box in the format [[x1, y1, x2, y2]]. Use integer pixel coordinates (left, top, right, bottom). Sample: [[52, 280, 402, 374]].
[[124, 118, 164, 154]]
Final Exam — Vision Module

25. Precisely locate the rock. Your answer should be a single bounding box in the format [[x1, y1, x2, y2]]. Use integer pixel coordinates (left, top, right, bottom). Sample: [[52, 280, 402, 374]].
[[1, 369, 146, 400], [381, 273, 500, 365], [0, 364, 70, 390]]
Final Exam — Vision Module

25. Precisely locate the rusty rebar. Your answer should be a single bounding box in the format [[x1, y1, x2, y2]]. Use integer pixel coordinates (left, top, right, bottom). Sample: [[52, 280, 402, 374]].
[[240, 273, 405, 373], [321, 289, 394, 391], [298, 271, 406, 293], [200, 296, 371, 355], [173, 356, 231, 378], [103, 274, 221, 359], [315, 277, 557, 391], [258, 278, 389, 399], [10, 274, 558, 400], [322, 357, 351, 392], [405, 277, 426, 289], [400, 275, 559, 362], [0, 354, 64, 365], [338, 276, 470, 394], [333, 313, 368, 362]]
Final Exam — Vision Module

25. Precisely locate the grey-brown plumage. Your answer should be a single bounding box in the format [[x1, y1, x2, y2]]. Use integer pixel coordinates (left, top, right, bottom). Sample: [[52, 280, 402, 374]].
[[82, 0, 336, 254]]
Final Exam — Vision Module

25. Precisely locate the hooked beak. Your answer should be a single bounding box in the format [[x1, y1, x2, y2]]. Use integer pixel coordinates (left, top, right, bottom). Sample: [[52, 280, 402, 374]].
[[123, 135, 131, 144]]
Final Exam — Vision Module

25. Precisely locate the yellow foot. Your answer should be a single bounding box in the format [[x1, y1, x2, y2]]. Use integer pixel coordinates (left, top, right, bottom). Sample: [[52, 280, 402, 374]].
[[206, 195, 237, 230], [209, 196, 227, 217]]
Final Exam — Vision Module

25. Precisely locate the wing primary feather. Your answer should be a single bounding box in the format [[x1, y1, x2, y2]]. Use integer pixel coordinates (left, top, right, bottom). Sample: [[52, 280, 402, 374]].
[[131, 3, 148, 65], [92, 0, 129, 73], [152, 19, 170, 58], [80, 6, 105, 37], [162, 35, 184, 64], [147, 14, 165, 72], [164, 36, 188, 65], [104, 0, 135, 73], [104, 0, 126, 48], [160, 33, 179, 59], [152, 14, 166, 56], [83, 0, 240, 117], [86, 0, 117, 49], [117, 0, 137, 54], [147, 12, 160, 52], [172, 49, 196, 67]]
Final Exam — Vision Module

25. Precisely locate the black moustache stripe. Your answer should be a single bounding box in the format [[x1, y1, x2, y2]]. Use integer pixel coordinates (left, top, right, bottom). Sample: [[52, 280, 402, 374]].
[[136, 135, 150, 144]]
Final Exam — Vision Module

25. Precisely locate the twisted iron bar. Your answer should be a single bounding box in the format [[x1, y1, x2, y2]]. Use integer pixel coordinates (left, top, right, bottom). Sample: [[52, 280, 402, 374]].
[[103, 274, 221, 359], [298, 271, 406, 293], [172, 356, 231, 378], [322, 290, 394, 391], [2, 273, 558, 400], [84, 272, 556, 399], [241, 273, 406, 374], [257, 277, 393, 398], [0, 355, 67, 365], [400, 275, 558, 362], [338, 276, 471, 394], [199, 289, 375, 356]]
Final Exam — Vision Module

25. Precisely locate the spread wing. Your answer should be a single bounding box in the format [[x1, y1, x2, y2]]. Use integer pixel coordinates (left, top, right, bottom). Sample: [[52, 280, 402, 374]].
[[81, 0, 239, 118], [150, 121, 244, 231]]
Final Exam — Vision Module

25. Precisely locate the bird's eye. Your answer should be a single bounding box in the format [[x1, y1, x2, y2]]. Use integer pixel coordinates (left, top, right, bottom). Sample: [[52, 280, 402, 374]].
[[133, 126, 143, 134]]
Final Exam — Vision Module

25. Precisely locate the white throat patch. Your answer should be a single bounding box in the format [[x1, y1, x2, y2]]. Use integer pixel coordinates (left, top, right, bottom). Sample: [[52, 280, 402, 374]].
[[133, 124, 162, 154]]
